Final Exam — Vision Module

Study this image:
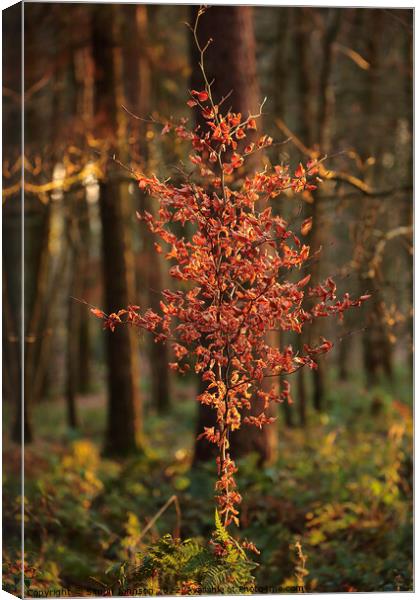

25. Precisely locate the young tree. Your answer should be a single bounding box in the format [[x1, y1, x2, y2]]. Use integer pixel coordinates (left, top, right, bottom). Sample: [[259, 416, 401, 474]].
[[190, 5, 278, 463], [90, 7, 367, 528]]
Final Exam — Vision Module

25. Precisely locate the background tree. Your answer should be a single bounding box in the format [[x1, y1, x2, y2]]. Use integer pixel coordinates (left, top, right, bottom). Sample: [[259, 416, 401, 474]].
[[3, 3, 24, 443], [91, 5, 142, 455], [134, 5, 171, 415]]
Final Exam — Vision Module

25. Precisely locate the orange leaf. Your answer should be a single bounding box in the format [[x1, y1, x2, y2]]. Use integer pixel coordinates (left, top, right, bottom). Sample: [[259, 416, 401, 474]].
[[297, 274, 311, 288], [191, 90, 208, 102], [295, 163, 305, 178], [300, 217, 313, 236]]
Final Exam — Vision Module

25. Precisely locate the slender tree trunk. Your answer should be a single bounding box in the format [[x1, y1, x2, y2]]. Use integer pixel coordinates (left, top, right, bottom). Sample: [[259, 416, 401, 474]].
[[77, 202, 92, 396], [358, 10, 394, 387], [3, 5, 23, 444], [297, 367, 307, 427], [190, 6, 260, 118], [22, 4, 58, 441], [137, 5, 171, 414], [78, 309, 91, 394], [73, 26, 95, 396], [295, 8, 341, 412], [121, 5, 171, 415], [312, 9, 341, 412], [66, 293, 80, 429], [22, 201, 52, 441], [273, 8, 289, 121], [92, 5, 142, 456], [282, 386, 295, 428], [20, 3, 77, 438], [294, 9, 315, 146], [273, 10, 296, 429], [148, 255, 171, 414], [99, 181, 142, 455], [3, 195, 24, 442], [404, 30, 413, 374], [293, 9, 318, 415], [65, 191, 87, 429], [337, 334, 350, 381]]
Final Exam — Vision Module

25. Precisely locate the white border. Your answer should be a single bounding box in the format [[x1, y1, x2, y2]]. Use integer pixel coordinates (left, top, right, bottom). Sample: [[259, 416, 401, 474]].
[[0, 2, 415, 599]]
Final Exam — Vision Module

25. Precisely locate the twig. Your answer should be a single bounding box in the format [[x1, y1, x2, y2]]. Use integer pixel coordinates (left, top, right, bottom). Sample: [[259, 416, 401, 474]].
[[294, 540, 308, 593], [275, 117, 385, 196], [138, 495, 181, 543]]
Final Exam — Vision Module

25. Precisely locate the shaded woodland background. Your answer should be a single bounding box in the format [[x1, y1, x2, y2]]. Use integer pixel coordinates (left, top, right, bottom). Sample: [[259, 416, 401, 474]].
[[3, 4, 413, 594]]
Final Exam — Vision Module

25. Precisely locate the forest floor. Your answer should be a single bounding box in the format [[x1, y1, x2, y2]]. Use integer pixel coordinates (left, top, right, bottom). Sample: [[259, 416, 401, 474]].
[[3, 370, 413, 594]]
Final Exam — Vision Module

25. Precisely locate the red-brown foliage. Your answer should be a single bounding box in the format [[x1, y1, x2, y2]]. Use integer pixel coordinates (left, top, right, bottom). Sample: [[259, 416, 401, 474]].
[[90, 15, 369, 529]]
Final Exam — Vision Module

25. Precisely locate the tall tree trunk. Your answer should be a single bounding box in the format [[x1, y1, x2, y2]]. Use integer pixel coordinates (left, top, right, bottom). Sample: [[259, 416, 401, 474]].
[[92, 5, 142, 456], [21, 4, 57, 442], [337, 334, 351, 381], [77, 194, 92, 396], [273, 9, 296, 429], [293, 9, 317, 416], [78, 311, 91, 395], [137, 5, 171, 414], [295, 8, 341, 412], [74, 37, 95, 396], [297, 367, 307, 427], [147, 249, 171, 414], [190, 6, 260, 119], [22, 200, 52, 442], [357, 10, 394, 387], [191, 6, 277, 465], [20, 3, 75, 439], [282, 383, 295, 428], [99, 180, 142, 455], [65, 29, 96, 420], [65, 191, 88, 429], [3, 3, 24, 444], [404, 28, 413, 374]]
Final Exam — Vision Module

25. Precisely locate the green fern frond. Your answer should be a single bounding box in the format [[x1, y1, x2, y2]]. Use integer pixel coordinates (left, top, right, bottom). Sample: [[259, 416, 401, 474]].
[[202, 564, 230, 591], [214, 509, 230, 544], [113, 532, 257, 595]]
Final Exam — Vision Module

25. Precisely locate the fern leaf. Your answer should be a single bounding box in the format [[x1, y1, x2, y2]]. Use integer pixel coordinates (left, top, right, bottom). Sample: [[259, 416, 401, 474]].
[[214, 509, 230, 544]]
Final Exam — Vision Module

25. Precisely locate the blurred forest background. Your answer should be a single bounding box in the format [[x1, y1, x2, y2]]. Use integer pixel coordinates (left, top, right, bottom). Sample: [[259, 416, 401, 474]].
[[3, 3, 413, 595]]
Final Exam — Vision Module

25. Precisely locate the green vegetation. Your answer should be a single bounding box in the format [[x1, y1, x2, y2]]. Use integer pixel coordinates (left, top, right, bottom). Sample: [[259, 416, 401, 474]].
[[3, 374, 412, 595]]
